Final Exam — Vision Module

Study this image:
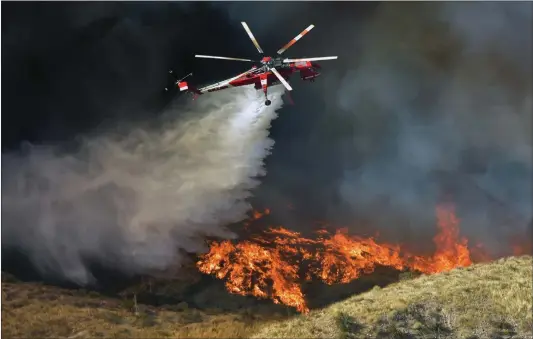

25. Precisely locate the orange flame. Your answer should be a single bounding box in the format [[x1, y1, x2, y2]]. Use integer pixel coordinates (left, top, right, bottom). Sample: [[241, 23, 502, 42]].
[[509, 233, 533, 256], [407, 203, 472, 273], [243, 208, 270, 229], [197, 202, 487, 313]]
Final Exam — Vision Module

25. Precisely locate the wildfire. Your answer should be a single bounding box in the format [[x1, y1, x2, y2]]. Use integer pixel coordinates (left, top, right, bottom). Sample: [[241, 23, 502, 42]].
[[509, 233, 533, 256], [197, 203, 489, 314], [407, 203, 472, 273]]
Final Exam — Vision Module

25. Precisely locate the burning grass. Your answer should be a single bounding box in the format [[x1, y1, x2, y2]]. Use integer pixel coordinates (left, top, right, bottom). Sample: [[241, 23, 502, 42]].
[[197, 202, 492, 313], [3, 202, 531, 338], [252, 255, 533, 339]]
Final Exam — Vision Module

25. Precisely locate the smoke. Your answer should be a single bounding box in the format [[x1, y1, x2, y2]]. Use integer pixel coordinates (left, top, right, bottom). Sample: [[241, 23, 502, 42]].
[[1, 2, 252, 149], [2, 85, 286, 284], [220, 2, 532, 254], [2, 2, 531, 286], [326, 2, 532, 252], [206, 2, 531, 256]]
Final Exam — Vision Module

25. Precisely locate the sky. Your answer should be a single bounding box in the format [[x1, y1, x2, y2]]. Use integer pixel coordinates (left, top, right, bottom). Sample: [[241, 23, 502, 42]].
[[2, 2, 532, 283]]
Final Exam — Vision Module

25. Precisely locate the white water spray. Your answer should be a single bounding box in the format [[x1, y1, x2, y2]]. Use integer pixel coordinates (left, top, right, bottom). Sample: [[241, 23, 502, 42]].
[[2, 85, 286, 284]]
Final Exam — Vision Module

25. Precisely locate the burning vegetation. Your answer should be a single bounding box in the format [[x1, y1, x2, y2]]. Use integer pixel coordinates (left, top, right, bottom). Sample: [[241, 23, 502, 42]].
[[197, 202, 529, 314]]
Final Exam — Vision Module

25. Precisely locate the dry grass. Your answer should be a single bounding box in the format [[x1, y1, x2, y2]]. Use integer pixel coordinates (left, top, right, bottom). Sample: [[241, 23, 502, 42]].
[[1, 279, 285, 338], [2, 256, 531, 338], [252, 256, 533, 339]]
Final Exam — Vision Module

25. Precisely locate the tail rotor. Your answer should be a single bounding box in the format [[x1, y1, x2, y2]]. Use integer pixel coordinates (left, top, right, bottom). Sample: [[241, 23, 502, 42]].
[[165, 71, 193, 92]]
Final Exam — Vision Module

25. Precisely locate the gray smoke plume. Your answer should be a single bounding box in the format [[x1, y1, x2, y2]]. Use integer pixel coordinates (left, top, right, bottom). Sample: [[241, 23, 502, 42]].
[[213, 3, 531, 257], [327, 2, 532, 252], [2, 85, 286, 284]]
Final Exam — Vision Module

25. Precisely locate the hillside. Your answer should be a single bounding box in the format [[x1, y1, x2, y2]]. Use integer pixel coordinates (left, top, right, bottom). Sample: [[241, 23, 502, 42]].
[[253, 255, 533, 339], [2, 256, 532, 339], [1, 275, 288, 339]]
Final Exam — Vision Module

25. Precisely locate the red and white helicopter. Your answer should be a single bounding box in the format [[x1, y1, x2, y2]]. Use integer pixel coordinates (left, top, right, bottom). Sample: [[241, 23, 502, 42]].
[[166, 22, 337, 106]]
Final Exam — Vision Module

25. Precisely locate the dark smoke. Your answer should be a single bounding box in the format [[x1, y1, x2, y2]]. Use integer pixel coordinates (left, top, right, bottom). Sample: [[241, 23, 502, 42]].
[[1, 2, 286, 283], [1, 2, 252, 148], [2, 2, 531, 285], [331, 3, 532, 251], [233, 2, 532, 254]]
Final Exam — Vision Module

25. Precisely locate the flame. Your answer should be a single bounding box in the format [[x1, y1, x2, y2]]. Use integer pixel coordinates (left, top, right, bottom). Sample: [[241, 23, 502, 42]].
[[470, 242, 492, 263], [407, 203, 472, 273], [509, 233, 533, 256], [243, 208, 270, 229], [252, 208, 270, 220], [197, 203, 489, 314]]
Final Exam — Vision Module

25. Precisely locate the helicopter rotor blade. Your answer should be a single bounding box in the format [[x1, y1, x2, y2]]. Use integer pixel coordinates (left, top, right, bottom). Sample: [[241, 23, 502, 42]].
[[283, 56, 338, 63], [195, 55, 255, 62], [271, 67, 293, 91], [277, 24, 315, 55], [241, 22, 264, 54]]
